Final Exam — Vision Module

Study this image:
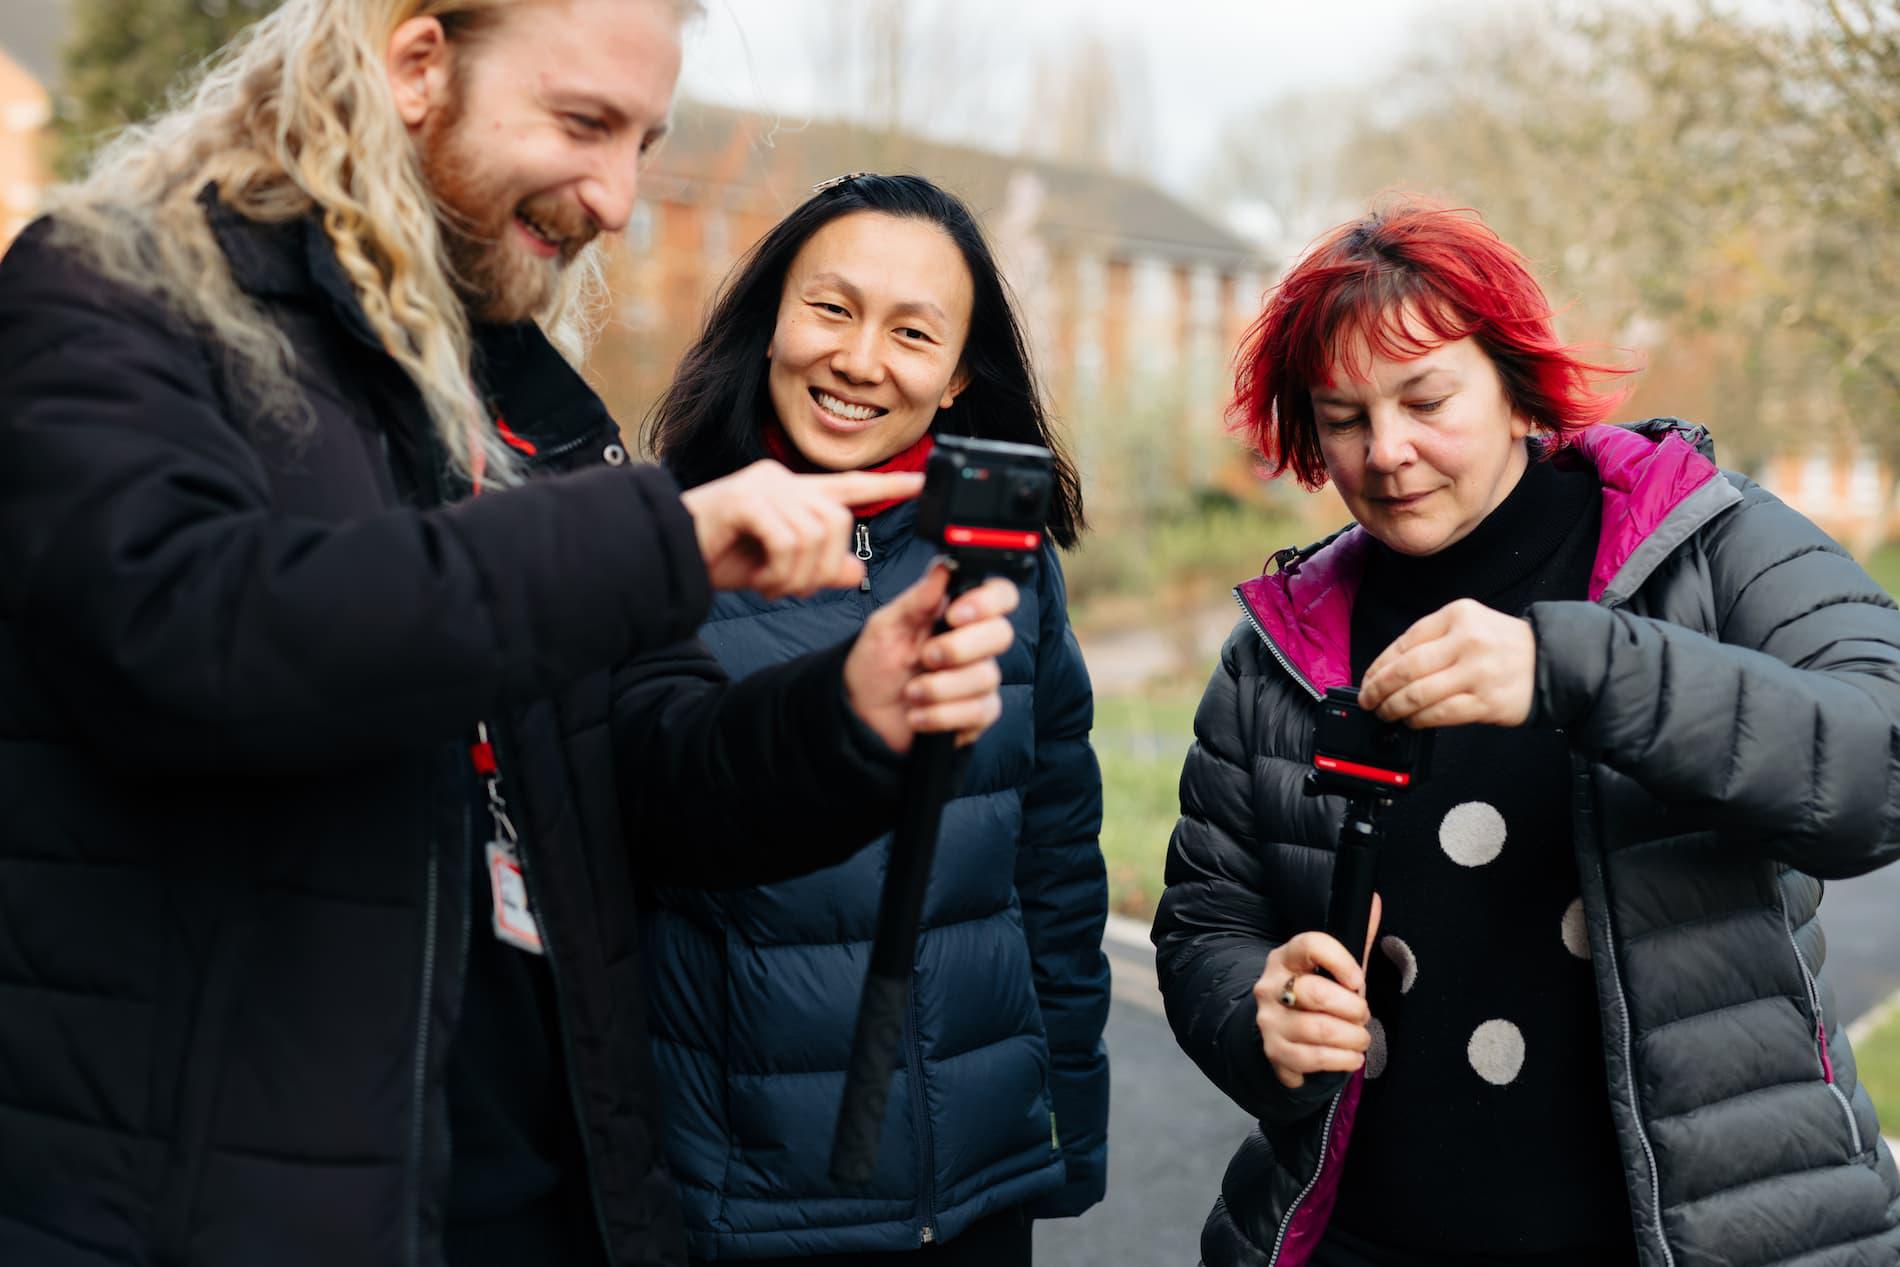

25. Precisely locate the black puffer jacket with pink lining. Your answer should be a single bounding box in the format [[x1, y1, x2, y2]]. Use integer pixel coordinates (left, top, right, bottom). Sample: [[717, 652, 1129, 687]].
[[1155, 420, 1900, 1267]]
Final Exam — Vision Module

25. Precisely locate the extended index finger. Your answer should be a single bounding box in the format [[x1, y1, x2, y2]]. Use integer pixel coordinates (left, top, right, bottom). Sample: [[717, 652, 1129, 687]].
[[800, 470, 927, 507], [946, 576, 1020, 626]]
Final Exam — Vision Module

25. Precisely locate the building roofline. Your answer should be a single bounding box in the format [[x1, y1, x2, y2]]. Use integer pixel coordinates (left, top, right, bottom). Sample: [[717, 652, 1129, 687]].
[[657, 100, 1267, 272]]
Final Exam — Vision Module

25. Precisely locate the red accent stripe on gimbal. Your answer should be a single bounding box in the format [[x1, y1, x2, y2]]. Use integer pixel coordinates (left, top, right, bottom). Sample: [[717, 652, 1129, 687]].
[[944, 525, 1041, 550], [1314, 754, 1411, 787]]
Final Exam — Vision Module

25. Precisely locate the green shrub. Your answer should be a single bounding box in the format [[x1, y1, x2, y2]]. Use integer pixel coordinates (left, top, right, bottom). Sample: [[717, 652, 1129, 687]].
[[1865, 544, 1900, 600], [1067, 498, 1310, 629]]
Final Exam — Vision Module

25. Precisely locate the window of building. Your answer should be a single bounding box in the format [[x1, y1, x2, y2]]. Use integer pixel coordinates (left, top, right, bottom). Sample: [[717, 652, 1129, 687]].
[[1799, 453, 1833, 508], [624, 202, 655, 253], [1129, 256, 1177, 379], [1850, 455, 1884, 513], [1072, 252, 1108, 399]]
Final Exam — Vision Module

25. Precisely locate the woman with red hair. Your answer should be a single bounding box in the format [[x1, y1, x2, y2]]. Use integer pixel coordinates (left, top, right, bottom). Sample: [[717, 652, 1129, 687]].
[[1154, 200, 1900, 1267]]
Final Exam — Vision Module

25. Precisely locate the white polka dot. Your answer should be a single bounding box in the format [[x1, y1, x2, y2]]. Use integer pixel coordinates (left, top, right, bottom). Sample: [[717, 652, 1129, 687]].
[[1365, 1017, 1387, 1079], [1380, 935, 1418, 993], [1467, 1019, 1526, 1086], [1561, 897, 1591, 960], [1439, 801, 1507, 867]]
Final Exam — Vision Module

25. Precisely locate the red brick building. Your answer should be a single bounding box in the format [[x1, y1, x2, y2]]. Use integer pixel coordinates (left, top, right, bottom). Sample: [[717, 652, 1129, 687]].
[[0, 2, 60, 250]]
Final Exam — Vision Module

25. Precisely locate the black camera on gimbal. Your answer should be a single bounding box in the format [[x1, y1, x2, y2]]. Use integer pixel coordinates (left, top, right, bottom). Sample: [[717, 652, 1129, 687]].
[[914, 435, 1053, 582], [1308, 686, 1433, 798]]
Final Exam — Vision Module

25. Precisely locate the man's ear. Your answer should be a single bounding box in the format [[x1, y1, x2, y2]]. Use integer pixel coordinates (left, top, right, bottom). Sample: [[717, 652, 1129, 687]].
[[386, 16, 454, 131]]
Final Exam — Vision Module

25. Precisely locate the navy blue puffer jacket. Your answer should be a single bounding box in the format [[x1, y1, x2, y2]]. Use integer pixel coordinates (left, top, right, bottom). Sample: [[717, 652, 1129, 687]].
[[646, 499, 1110, 1258]]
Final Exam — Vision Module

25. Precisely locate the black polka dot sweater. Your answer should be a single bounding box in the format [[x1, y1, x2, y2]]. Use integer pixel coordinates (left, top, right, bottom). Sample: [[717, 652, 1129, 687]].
[[1326, 456, 1638, 1261]]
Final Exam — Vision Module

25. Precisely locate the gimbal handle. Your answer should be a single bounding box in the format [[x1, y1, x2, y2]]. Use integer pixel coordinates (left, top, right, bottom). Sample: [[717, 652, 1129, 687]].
[[830, 566, 982, 1185], [1323, 795, 1384, 970]]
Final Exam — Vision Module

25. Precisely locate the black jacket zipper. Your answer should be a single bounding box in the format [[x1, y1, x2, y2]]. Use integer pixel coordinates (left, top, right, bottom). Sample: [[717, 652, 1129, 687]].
[[489, 721, 620, 1265]]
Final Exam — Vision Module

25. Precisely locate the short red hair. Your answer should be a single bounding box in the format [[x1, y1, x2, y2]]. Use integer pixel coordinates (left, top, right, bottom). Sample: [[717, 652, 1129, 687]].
[[1230, 200, 1631, 489]]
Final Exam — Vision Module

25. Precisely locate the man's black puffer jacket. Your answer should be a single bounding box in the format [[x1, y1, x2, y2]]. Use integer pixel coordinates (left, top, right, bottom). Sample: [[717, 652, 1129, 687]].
[[0, 204, 901, 1267], [1154, 421, 1900, 1267]]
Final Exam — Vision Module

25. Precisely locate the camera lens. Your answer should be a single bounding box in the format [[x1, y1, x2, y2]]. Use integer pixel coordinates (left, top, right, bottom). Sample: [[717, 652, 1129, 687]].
[[1009, 475, 1045, 515]]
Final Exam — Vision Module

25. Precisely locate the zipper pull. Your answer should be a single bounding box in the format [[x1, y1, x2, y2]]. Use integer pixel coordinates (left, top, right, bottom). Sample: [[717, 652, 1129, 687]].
[[855, 522, 873, 591]]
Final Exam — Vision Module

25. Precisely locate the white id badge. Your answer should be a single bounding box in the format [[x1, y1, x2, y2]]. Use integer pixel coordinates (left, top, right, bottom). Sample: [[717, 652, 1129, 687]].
[[485, 841, 545, 955]]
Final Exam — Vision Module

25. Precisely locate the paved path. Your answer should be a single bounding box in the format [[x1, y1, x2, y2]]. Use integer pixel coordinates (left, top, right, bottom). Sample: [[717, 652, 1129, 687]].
[[1813, 862, 1900, 1025], [1037, 862, 1900, 1267], [1074, 608, 1237, 695], [1034, 919, 1243, 1267]]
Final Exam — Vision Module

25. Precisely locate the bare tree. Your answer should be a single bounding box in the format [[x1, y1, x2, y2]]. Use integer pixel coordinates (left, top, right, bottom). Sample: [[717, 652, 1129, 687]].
[[1202, 0, 1900, 491], [807, 0, 1006, 160], [1023, 31, 1154, 174]]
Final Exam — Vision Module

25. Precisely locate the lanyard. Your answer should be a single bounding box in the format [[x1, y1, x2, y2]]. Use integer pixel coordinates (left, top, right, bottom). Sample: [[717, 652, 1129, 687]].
[[465, 424, 544, 954], [472, 726, 542, 955], [470, 721, 517, 849]]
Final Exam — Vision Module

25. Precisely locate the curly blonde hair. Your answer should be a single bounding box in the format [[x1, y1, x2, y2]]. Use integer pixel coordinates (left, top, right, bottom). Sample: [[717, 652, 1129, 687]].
[[47, 0, 696, 487]]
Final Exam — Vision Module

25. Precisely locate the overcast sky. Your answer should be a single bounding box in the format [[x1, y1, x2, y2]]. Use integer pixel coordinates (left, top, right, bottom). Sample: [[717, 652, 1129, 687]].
[[676, 0, 1502, 195]]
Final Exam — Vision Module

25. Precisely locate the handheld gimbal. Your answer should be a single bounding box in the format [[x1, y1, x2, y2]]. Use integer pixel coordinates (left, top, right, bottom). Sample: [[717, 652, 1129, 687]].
[[829, 434, 1055, 1185], [1304, 686, 1432, 964]]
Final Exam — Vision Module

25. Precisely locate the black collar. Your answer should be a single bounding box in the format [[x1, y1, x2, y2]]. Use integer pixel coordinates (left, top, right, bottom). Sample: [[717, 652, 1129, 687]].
[[1363, 453, 1600, 616], [200, 184, 614, 464]]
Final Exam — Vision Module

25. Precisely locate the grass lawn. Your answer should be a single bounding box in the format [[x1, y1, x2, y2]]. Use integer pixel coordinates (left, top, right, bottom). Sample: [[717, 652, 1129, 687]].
[[1866, 544, 1900, 601], [1094, 681, 1203, 918], [1857, 1010, 1900, 1143]]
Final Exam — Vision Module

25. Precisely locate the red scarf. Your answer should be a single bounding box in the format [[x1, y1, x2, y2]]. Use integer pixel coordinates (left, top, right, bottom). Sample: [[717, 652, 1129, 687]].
[[761, 418, 934, 518]]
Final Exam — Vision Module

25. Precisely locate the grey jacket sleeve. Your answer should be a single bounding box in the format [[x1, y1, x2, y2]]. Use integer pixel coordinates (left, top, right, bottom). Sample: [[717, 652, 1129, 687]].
[[1153, 629, 1344, 1123], [1527, 481, 1900, 879]]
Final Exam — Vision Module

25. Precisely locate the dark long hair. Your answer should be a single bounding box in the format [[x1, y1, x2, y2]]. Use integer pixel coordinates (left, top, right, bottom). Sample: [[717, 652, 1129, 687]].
[[643, 173, 1085, 548]]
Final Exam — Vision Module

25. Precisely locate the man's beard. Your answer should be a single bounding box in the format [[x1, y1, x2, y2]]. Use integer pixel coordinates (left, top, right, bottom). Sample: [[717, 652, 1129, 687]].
[[420, 95, 600, 323]]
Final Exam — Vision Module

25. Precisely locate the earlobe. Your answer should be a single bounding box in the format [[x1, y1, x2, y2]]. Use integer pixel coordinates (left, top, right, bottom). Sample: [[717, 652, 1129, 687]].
[[386, 16, 451, 131], [940, 369, 970, 410]]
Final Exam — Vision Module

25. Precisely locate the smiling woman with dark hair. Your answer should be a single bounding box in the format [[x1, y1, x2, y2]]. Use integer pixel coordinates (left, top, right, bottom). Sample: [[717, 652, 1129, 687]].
[[642, 173, 1107, 1267], [1155, 199, 1900, 1267]]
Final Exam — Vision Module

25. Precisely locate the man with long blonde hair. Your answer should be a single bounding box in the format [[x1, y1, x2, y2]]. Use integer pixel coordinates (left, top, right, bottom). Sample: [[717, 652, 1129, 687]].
[[0, 3, 1022, 1265]]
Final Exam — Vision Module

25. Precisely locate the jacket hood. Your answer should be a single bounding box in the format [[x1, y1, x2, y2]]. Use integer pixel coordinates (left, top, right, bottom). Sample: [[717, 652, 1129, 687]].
[[1234, 419, 1734, 695]]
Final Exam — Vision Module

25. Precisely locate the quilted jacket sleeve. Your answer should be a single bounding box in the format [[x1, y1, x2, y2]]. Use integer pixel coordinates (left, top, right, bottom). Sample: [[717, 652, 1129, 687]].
[[0, 224, 711, 773], [1529, 478, 1900, 879], [1153, 628, 1343, 1125], [1015, 548, 1110, 1218], [608, 634, 902, 889]]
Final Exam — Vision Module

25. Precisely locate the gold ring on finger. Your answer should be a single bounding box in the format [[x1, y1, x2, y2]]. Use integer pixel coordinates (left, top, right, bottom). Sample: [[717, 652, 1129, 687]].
[[1278, 974, 1299, 1009]]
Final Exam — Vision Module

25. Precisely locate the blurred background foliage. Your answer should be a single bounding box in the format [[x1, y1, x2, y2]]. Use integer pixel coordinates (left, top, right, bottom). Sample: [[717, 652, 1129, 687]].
[[53, 0, 278, 174]]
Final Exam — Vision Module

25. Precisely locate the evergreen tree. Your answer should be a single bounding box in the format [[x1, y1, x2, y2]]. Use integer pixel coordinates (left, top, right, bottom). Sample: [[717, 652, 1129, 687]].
[[54, 0, 280, 173]]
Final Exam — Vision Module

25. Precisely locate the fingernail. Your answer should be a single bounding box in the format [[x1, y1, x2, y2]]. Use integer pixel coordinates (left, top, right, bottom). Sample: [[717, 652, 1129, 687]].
[[907, 710, 928, 728], [923, 647, 943, 668], [903, 683, 922, 703]]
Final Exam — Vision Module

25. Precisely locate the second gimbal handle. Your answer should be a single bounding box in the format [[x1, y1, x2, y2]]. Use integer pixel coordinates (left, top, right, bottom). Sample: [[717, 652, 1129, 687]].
[[1323, 797, 1383, 974]]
